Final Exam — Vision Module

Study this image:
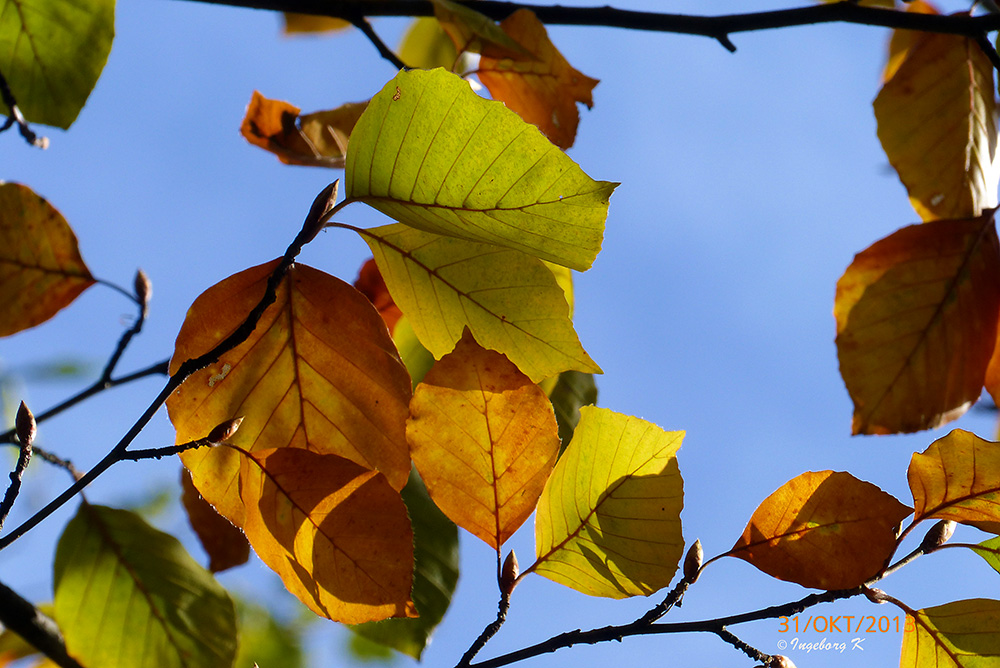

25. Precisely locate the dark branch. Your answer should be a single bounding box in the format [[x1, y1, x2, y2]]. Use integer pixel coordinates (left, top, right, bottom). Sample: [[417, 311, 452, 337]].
[[457, 591, 512, 667], [350, 17, 409, 69], [0, 65, 47, 149], [0, 580, 83, 668], [714, 627, 770, 664]]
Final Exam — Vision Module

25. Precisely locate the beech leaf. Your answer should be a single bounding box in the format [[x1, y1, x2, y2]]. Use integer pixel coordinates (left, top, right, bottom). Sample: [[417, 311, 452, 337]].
[[874, 21, 999, 221], [167, 261, 412, 527], [53, 504, 237, 668], [237, 447, 417, 624], [431, 0, 532, 59], [407, 330, 561, 549], [359, 223, 601, 383], [479, 9, 600, 150], [729, 471, 911, 590], [180, 468, 250, 573], [399, 17, 459, 70], [532, 406, 684, 598], [900, 599, 1000, 667], [0, 183, 95, 336], [345, 68, 616, 271], [970, 536, 1000, 576], [908, 429, 1000, 532], [834, 214, 1000, 434]]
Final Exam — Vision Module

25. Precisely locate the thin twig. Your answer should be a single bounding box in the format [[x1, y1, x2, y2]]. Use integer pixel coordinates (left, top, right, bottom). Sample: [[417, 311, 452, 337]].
[[975, 32, 1000, 70], [350, 16, 409, 69], [714, 626, 770, 664], [0, 65, 47, 149], [457, 590, 512, 667], [120, 438, 214, 462], [0, 404, 34, 531]]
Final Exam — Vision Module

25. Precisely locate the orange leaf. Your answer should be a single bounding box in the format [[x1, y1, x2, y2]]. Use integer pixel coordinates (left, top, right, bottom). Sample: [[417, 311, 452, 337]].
[[908, 429, 1000, 533], [167, 261, 412, 526], [238, 447, 416, 624], [874, 18, 999, 221], [407, 330, 560, 550], [240, 91, 367, 168], [834, 214, 1000, 434], [729, 471, 911, 590], [180, 468, 249, 573], [354, 257, 402, 335], [478, 9, 599, 150], [0, 183, 95, 336]]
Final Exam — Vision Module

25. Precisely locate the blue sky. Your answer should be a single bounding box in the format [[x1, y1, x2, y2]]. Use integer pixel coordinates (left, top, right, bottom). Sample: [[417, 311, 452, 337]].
[[5, 0, 999, 666]]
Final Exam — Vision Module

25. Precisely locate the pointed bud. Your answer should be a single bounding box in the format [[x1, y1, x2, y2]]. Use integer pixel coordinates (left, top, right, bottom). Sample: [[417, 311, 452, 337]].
[[769, 656, 797, 668], [301, 180, 339, 244], [500, 550, 519, 596], [683, 539, 703, 582], [134, 268, 152, 307], [15, 402, 36, 447], [920, 520, 956, 552], [207, 416, 244, 443]]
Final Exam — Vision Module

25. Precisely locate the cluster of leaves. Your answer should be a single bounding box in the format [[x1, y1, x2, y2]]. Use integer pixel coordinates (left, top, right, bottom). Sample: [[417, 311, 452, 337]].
[[6, 0, 1000, 667]]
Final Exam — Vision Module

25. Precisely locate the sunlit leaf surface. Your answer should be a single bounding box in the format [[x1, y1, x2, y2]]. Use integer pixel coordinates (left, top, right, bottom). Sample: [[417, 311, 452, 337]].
[[900, 599, 1000, 667], [431, 0, 531, 58], [398, 16, 459, 70]]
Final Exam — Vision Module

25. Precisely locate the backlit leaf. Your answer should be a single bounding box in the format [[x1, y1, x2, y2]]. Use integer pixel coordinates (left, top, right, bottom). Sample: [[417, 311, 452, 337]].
[[834, 214, 1000, 434], [546, 370, 597, 452], [233, 598, 305, 668], [345, 68, 616, 271], [399, 17, 459, 70], [431, 0, 531, 59], [908, 429, 1000, 531], [180, 468, 250, 573], [729, 471, 911, 590], [167, 261, 412, 526], [882, 1, 940, 83], [241, 91, 368, 168], [359, 223, 601, 383], [408, 330, 560, 549], [0, 183, 95, 336], [0, 0, 114, 128], [874, 22, 999, 221], [970, 536, 1000, 576], [900, 599, 1000, 667], [237, 447, 416, 624], [352, 470, 460, 659], [354, 257, 403, 334], [53, 504, 237, 668], [282, 13, 350, 34], [479, 9, 599, 150], [532, 406, 684, 598]]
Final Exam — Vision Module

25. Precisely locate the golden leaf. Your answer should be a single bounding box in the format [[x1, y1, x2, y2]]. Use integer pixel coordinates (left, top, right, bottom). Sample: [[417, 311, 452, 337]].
[[180, 468, 249, 573]]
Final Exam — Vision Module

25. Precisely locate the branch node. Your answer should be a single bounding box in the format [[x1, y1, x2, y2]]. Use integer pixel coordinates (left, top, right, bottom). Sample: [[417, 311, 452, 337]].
[[716, 33, 737, 52]]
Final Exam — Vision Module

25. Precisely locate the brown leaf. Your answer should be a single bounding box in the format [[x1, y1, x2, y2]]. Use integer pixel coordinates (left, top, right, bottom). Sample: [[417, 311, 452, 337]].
[[834, 213, 1000, 434], [282, 13, 351, 34], [407, 330, 560, 549], [729, 471, 911, 590], [180, 468, 250, 573], [354, 257, 402, 335], [478, 9, 599, 150], [240, 91, 368, 168], [238, 447, 416, 624], [167, 261, 412, 527], [0, 183, 95, 336]]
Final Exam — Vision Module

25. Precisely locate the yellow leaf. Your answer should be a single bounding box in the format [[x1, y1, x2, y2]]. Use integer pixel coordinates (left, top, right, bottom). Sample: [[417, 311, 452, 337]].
[[908, 429, 1000, 532], [431, 0, 531, 59], [282, 13, 351, 34], [167, 261, 412, 526], [901, 599, 1000, 667], [882, 1, 940, 83], [180, 468, 250, 573], [532, 406, 684, 598], [358, 223, 601, 383], [479, 9, 599, 150], [398, 17, 459, 70], [238, 447, 417, 624], [729, 471, 911, 590], [834, 214, 1000, 435], [240, 91, 368, 168], [407, 330, 560, 549], [874, 22, 999, 221], [0, 183, 94, 336]]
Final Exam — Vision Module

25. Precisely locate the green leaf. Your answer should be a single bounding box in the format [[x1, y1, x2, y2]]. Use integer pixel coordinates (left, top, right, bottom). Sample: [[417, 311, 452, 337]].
[[351, 470, 459, 659], [398, 17, 458, 70], [0, 0, 115, 128], [531, 406, 685, 598], [359, 223, 601, 383], [900, 599, 1000, 667], [971, 536, 1000, 576], [345, 68, 616, 271], [53, 504, 237, 668], [394, 316, 435, 388], [547, 370, 597, 452], [234, 598, 305, 668]]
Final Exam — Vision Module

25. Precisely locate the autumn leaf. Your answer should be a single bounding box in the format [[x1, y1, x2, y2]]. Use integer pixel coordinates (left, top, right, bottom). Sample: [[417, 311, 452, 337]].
[[531, 406, 684, 598], [479, 9, 599, 150], [908, 429, 1000, 532], [882, 1, 940, 83], [431, 0, 532, 59], [0, 183, 95, 337], [970, 536, 1000, 575], [237, 446, 417, 624], [729, 471, 911, 590], [241, 91, 368, 168], [167, 260, 412, 526], [345, 68, 616, 271], [407, 330, 561, 549], [834, 213, 1000, 435], [399, 17, 459, 70], [900, 599, 1000, 667], [354, 257, 403, 334], [358, 223, 601, 383], [0, 0, 113, 128], [546, 370, 597, 452], [874, 19, 999, 221], [53, 504, 237, 668], [180, 468, 250, 573], [282, 13, 350, 34]]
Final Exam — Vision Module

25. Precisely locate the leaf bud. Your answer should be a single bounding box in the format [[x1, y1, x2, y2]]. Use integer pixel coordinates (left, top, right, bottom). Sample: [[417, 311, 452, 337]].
[[768, 656, 797, 668], [207, 416, 244, 443], [863, 587, 888, 604], [134, 268, 152, 307], [500, 549, 519, 597], [919, 519, 956, 553], [301, 180, 339, 244], [683, 539, 703, 583], [15, 401, 36, 447]]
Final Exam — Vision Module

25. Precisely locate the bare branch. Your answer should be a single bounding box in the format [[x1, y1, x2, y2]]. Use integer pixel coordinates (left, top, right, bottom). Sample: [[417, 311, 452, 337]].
[[0, 580, 83, 668]]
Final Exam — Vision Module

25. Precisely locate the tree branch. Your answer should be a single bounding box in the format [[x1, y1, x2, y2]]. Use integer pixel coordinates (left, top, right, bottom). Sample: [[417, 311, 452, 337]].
[[0, 65, 47, 149], [0, 580, 83, 668]]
